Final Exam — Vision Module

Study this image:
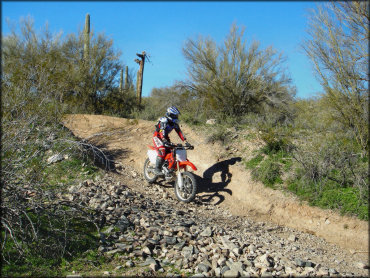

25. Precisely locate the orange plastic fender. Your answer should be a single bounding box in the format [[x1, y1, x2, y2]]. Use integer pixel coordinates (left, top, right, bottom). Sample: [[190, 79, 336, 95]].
[[179, 160, 197, 171]]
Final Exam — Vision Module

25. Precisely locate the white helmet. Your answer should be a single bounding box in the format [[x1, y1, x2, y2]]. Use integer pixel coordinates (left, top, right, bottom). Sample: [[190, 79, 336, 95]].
[[166, 106, 180, 121]]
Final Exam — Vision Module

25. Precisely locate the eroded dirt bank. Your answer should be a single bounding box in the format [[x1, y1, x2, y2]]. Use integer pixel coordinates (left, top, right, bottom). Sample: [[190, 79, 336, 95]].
[[62, 114, 368, 256]]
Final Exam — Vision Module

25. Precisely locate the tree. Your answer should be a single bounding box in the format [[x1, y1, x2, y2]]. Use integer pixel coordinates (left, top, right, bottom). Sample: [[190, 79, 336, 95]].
[[1, 17, 132, 266], [61, 28, 123, 113], [303, 1, 369, 150], [2, 16, 126, 115], [101, 68, 137, 117], [180, 23, 296, 120]]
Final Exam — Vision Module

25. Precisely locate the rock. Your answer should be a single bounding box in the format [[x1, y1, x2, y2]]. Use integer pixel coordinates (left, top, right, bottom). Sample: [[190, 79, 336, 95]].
[[115, 215, 132, 232], [288, 234, 297, 242], [214, 267, 221, 277], [182, 246, 194, 259], [260, 269, 272, 277], [305, 261, 315, 268], [174, 241, 186, 250], [317, 268, 329, 276], [150, 261, 160, 272], [200, 226, 213, 237], [147, 238, 160, 245], [356, 262, 368, 269], [329, 268, 338, 274], [131, 171, 138, 178], [165, 236, 177, 245], [229, 261, 244, 273], [197, 263, 210, 273], [181, 220, 195, 227], [248, 244, 256, 253], [106, 249, 120, 255], [206, 119, 217, 125], [220, 266, 230, 275], [125, 260, 134, 267], [223, 269, 239, 277], [232, 247, 241, 256], [47, 153, 64, 164], [139, 257, 157, 266], [295, 258, 305, 267], [66, 275, 82, 278], [221, 236, 237, 250], [142, 246, 152, 255], [259, 254, 274, 267], [284, 266, 297, 276], [216, 256, 226, 267], [301, 267, 316, 276]]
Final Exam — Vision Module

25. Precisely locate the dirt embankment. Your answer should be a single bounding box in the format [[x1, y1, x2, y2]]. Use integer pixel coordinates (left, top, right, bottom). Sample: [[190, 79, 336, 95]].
[[62, 114, 368, 256]]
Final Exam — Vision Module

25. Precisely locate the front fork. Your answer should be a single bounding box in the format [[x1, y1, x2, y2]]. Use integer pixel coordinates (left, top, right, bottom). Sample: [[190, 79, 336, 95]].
[[177, 161, 184, 190]]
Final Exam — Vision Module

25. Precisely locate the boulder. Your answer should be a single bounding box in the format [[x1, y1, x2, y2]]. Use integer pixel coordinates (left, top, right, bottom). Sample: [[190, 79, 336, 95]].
[[206, 119, 217, 125]]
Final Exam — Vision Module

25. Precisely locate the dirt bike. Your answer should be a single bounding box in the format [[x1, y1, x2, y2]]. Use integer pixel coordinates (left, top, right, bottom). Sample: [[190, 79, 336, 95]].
[[143, 142, 198, 203]]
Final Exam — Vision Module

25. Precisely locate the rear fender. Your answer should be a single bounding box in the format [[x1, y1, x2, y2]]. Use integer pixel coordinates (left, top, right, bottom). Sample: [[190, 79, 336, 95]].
[[179, 160, 197, 171]]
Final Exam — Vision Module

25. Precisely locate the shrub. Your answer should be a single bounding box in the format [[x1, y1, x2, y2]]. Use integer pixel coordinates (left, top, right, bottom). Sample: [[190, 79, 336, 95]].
[[206, 125, 233, 145], [289, 133, 368, 220], [251, 158, 282, 188]]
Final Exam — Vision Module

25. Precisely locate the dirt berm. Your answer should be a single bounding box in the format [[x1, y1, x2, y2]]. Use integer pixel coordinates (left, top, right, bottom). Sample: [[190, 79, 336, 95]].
[[63, 114, 368, 255]]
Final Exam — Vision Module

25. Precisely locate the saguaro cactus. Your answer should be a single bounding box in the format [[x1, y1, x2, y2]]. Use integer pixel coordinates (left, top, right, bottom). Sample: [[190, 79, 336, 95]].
[[125, 66, 129, 90], [119, 68, 124, 93], [134, 51, 146, 105], [84, 13, 90, 61]]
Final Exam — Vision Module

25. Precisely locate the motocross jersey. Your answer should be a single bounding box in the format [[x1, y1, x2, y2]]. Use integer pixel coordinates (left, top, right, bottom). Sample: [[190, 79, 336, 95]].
[[154, 117, 186, 143]]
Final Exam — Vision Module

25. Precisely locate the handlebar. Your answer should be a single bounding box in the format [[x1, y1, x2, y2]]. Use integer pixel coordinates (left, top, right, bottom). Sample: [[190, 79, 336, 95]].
[[166, 142, 194, 150]]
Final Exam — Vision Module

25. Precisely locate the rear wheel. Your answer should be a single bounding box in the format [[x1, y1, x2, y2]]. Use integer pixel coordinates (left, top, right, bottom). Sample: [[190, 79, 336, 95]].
[[174, 171, 197, 203], [143, 158, 158, 183]]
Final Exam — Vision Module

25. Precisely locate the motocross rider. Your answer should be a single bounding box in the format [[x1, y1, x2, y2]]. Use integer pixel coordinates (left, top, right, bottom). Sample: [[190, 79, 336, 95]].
[[152, 106, 187, 176]]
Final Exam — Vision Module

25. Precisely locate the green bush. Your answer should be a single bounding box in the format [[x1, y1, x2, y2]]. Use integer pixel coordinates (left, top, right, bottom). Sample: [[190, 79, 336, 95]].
[[245, 154, 264, 169], [288, 177, 368, 221], [246, 146, 292, 189], [252, 158, 282, 188], [287, 132, 368, 220]]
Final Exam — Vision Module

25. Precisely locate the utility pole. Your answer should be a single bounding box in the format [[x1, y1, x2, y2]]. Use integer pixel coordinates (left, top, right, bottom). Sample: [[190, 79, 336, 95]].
[[135, 51, 146, 105], [83, 13, 90, 61]]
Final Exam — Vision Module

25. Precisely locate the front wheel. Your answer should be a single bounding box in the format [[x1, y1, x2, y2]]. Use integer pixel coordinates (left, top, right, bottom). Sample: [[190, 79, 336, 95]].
[[143, 158, 158, 183], [174, 171, 197, 203]]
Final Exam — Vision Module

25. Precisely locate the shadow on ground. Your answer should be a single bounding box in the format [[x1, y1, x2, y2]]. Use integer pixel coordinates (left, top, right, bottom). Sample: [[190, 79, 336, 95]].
[[195, 157, 242, 205], [86, 142, 130, 172]]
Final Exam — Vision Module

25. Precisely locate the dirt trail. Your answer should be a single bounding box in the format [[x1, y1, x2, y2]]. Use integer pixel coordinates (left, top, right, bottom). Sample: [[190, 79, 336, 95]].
[[63, 114, 368, 256]]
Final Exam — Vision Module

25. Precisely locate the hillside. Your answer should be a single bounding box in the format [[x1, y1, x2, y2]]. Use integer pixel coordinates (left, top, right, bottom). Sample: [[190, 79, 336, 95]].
[[63, 114, 368, 253], [60, 113, 370, 276]]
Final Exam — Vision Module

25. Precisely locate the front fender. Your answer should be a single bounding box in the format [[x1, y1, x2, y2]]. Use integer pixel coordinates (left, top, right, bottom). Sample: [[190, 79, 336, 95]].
[[179, 160, 197, 171]]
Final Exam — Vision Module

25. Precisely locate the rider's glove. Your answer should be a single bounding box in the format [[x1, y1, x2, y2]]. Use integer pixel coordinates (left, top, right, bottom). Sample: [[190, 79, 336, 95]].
[[163, 140, 171, 147]]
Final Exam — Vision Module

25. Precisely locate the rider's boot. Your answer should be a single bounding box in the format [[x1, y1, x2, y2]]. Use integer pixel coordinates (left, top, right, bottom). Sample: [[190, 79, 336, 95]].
[[154, 156, 164, 176]]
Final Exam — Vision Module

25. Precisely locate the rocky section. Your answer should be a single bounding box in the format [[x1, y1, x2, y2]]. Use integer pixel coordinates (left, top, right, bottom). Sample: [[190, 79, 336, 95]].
[[62, 114, 369, 253], [62, 164, 369, 277]]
